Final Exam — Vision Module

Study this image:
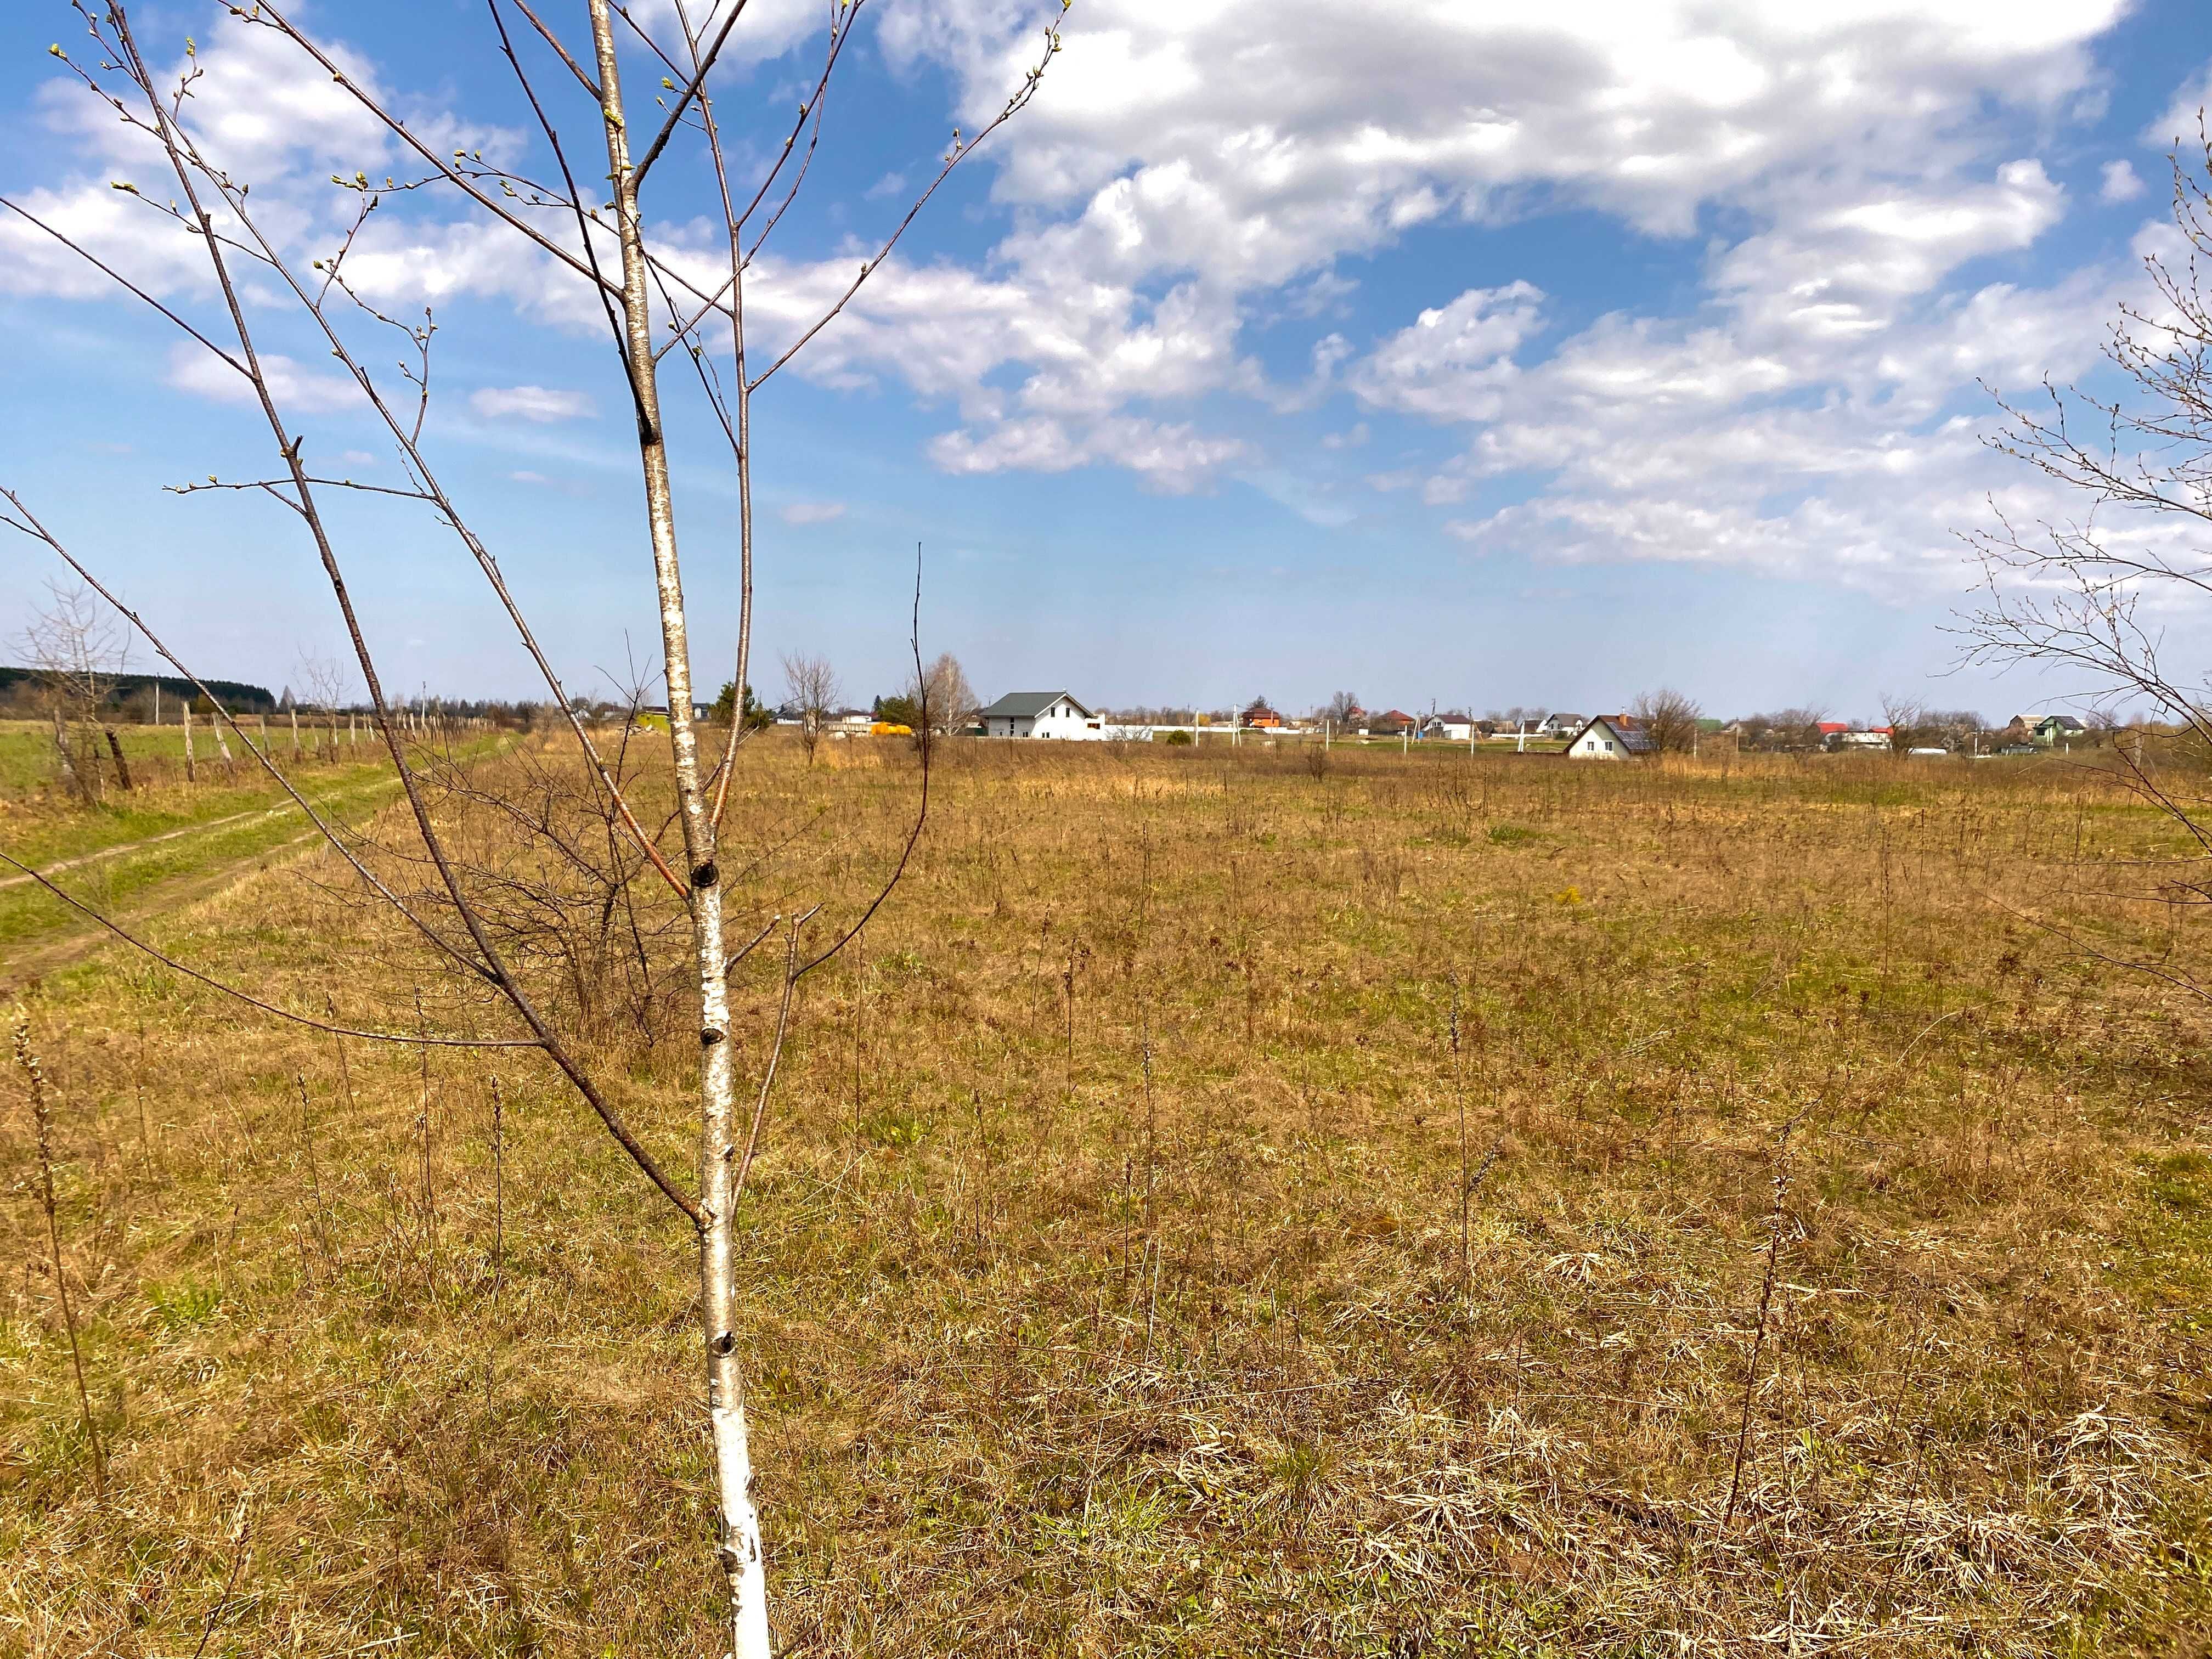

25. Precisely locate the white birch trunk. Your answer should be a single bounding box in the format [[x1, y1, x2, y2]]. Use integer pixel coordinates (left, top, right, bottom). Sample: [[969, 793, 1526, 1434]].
[[584, 9, 769, 1655]]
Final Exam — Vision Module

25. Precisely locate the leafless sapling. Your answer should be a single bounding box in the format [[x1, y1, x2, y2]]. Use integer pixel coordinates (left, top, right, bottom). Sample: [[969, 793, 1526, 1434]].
[[2, 5, 1063, 1652], [1963, 115, 2212, 996]]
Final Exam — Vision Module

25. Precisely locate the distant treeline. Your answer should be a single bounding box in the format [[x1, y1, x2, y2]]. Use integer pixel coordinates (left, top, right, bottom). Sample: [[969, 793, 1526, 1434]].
[[0, 666, 277, 713]]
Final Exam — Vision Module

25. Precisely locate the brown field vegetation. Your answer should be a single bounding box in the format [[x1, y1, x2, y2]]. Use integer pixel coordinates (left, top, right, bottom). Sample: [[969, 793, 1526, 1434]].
[[4, 737, 2210, 1656]]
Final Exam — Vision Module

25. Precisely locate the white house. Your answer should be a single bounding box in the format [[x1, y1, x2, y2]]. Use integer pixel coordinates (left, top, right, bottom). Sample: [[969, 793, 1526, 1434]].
[[1565, 714, 1655, 759], [1423, 713, 1474, 742], [1539, 712, 1585, 737], [978, 690, 1106, 740]]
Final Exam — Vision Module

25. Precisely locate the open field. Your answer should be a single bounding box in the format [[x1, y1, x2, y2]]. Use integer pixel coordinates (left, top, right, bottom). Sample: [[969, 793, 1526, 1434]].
[[4, 738, 2211, 1656]]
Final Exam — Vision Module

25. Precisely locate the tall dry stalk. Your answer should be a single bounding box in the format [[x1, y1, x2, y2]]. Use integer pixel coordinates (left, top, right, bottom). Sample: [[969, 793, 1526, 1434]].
[[489, 1074, 505, 1294], [1724, 1119, 1797, 1530], [295, 1073, 336, 1274], [14, 1018, 107, 1497], [413, 990, 439, 1296], [1451, 988, 1469, 1304]]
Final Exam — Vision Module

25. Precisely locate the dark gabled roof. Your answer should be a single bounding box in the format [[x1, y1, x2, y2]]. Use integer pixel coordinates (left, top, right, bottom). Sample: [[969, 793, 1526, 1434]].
[[1569, 715, 1656, 754], [979, 690, 1092, 720], [2037, 713, 2086, 730]]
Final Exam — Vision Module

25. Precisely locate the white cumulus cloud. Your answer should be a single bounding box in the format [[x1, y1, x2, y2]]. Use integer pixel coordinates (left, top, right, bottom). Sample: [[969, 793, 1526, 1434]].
[[164, 341, 360, 412], [470, 386, 595, 422]]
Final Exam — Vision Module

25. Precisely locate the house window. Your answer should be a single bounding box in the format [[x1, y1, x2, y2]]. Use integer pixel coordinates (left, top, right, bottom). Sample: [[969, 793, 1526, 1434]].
[[1606, 740, 1616, 752]]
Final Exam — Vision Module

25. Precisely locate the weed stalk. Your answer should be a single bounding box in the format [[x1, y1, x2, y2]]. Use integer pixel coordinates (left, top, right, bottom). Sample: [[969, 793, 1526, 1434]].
[[14, 1018, 108, 1496]]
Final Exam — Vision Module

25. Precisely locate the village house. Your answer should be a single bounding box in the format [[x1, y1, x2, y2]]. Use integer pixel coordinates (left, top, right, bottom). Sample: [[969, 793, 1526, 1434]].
[[978, 690, 1106, 740], [1565, 714, 1656, 759], [1240, 700, 1284, 729], [1538, 713, 1584, 736], [2034, 714, 2087, 745], [1423, 712, 1474, 742], [1367, 708, 1418, 736], [1832, 726, 1891, 752]]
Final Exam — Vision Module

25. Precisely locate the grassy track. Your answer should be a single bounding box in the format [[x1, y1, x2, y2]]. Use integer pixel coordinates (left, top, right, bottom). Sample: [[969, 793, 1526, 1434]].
[[3, 737, 2209, 1656], [0, 755, 405, 971]]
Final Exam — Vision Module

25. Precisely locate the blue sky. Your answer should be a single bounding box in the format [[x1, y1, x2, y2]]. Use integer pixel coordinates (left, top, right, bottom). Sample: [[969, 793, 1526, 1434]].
[[5, 1, 2212, 720]]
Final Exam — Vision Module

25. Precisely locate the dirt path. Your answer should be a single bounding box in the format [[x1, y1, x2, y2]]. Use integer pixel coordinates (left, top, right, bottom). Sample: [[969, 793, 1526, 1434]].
[[1, 830, 337, 991], [0, 780, 398, 891], [2, 803, 267, 889], [1, 782, 402, 991]]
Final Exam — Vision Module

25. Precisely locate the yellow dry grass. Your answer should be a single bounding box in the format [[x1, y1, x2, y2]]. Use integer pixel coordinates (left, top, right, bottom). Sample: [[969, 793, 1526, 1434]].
[[4, 737, 2210, 1656]]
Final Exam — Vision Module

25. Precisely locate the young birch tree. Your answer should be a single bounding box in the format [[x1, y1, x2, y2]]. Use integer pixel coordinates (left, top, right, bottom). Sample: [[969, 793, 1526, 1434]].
[[2, 5, 1064, 1653]]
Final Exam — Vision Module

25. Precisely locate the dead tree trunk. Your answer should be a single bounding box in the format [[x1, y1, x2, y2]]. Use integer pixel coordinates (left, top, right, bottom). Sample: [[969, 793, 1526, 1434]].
[[103, 726, 132, 791]]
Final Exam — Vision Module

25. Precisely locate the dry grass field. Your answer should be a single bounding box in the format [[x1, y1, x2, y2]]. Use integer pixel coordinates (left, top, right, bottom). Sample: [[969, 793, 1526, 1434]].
[[4, 736, 2210, 1657]]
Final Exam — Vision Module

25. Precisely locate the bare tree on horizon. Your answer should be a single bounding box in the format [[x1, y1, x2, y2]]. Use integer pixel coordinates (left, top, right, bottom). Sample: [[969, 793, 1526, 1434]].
[[781, 650, 841, 767], [21, 578, 133, 800], [1630, 686, 1702, 753], [910, 649, 980, 739]]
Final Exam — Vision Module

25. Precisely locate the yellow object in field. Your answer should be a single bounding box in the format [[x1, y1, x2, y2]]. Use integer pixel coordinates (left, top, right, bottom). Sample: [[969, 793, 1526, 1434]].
[[871, 721, 913, 737]]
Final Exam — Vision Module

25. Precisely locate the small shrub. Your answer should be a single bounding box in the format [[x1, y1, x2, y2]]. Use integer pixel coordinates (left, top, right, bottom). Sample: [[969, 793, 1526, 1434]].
[[862, 1105, 929, 1149], [148, 1280, 222, 1332]]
